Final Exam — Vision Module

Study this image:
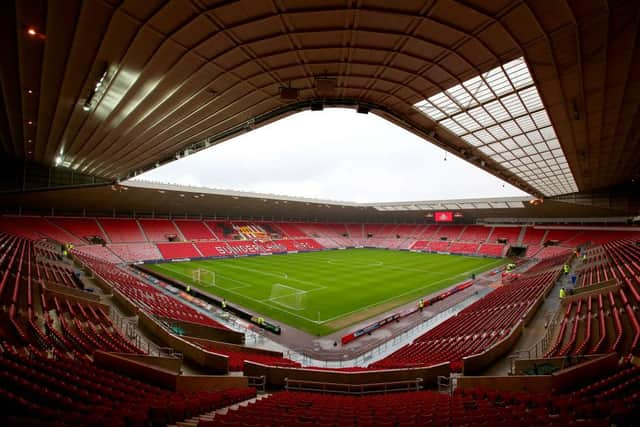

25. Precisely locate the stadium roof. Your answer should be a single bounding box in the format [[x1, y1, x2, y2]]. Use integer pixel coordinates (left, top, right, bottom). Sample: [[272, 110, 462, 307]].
[[1, 0, 639, 200], [0, 180, 635, 222]]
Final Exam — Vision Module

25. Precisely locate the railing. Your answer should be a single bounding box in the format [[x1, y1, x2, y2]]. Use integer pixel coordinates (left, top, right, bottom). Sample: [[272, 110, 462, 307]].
[[109, 307, 166, 356], [284, 378, 423, 395], [285, 288, 493, 369], [508, 307, 563, 373], [247, 375, 266, 393], [437, 375, 451, 394]]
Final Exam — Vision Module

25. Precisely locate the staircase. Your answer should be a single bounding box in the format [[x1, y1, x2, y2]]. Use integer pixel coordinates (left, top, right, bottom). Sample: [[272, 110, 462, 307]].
[[169, 394, 271, 427], [516, 226, 527, 246]]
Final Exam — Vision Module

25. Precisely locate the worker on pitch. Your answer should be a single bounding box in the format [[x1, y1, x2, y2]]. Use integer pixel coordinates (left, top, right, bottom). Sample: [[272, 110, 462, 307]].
[[418, 299, 424, 311], [221, 299, 227, 310]]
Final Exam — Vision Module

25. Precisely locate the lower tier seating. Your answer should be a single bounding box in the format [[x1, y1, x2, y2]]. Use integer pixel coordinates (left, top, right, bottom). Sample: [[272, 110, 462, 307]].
[[0, 350, 255, 427], [204, 383, 639, 427]]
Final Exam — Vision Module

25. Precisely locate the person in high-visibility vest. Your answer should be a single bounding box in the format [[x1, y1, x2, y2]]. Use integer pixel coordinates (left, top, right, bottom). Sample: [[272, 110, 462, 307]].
[[563, 264, 570, 274], [186, 285, 191, 293], [221, 299, 227, 310], [559, 288, 566, 298], [418, 299, 424, 311], [582, 254, 587, 262], [258, 316, 264, 325]]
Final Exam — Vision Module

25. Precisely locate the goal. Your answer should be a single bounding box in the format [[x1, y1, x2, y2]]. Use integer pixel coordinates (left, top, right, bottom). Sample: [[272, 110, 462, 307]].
[[269, 283, 307, 311], [192, 268, 216, 287]]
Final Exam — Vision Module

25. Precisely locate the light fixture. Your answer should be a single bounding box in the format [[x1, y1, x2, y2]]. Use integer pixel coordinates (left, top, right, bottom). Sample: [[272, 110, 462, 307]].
[[55, 155, 62, 166], [27, 28, 37, 36], [27, 120, 33, 125], [82, 64, 109, 113], [27, 89, 33, 94]]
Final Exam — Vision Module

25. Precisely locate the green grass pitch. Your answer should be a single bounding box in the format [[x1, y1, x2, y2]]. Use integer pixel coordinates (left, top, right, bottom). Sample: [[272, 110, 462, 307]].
[[145, 248, 505, 336]]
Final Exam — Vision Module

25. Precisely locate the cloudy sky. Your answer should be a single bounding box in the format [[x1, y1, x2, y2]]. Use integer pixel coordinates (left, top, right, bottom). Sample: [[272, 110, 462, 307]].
[[135, 108, 529, 203]]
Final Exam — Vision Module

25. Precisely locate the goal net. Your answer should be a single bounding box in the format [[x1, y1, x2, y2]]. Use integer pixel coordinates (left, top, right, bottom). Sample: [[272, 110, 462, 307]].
[[192, 268, 215, 287], [269, 283, 307, 311]]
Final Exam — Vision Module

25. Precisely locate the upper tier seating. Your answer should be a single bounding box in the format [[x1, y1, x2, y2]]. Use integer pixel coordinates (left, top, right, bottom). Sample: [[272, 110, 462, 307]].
[[50, 217, 107, 242], [0, 216, 83, 244], [273, 223, 307, 238], [458, 225, 492, 242], [157, 242, 201, 259], [138, 219, 180, 242], [434, 225, 465, 240], [107, 243, 161, 262], [174, 220, 217, 240], [522, 227, 547, 245], [544, 229, 580, 244], [534, 246, 573, 259], [487, 226, 522, 244], [72, 245, 122, 264], [98, 219, 145, 243], [477, 244, 506, 257]]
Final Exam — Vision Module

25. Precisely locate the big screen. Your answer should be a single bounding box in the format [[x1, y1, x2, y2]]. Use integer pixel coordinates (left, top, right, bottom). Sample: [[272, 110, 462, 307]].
[[434, 211, 453, 222]]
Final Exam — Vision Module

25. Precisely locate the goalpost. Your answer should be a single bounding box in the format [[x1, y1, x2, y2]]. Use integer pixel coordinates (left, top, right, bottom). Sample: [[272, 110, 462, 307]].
[[192, 268, 216, 287], [269, 283, 307, 311]]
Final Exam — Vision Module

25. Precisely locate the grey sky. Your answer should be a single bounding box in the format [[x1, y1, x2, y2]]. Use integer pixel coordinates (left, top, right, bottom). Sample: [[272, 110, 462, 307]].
[[136, 108, 529, 203]]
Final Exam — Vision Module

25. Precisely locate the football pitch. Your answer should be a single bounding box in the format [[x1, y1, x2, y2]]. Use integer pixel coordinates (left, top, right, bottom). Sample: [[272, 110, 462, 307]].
[[146, 249, 505, 336]]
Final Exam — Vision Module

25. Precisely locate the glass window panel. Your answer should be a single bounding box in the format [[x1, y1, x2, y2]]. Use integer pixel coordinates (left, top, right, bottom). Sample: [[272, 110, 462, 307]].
[[440, 118, 466, 135], [487, 125, 509, 140], [484, 100, 510, 122], [540, 126, 556, 140], [468, 106, 496, 127], [500, 93, 526, 116], [519, 86, 543, 112], [484, 67, 511, 97], [547, 138, 561, 149], [473, 129, 495, 143], [531, 110, 550, 127], [462, 134, 484, 147], [502, 138, 518, 149], [526, 130, 543, 144], [479, 146, 495, 155], [516, 115, 536, 132], [490, 142, 507, 153], [428, 92, 461, 116], [514, 134, 529, 146], [446, 84, 475, 109]]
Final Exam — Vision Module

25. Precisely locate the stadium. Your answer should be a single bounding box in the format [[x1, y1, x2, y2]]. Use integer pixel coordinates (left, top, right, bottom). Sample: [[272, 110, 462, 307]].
[[1, 0, 640, 426]]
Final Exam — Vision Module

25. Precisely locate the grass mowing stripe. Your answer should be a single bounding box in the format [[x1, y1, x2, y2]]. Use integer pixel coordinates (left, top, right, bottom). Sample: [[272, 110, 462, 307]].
[[146, 249, 505, 336]]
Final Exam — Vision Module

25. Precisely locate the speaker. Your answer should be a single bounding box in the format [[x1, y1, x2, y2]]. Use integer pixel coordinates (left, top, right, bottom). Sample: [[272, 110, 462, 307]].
[[357, 105, 369, 114], [280, 87, 299, 100], [310, 102, 324, 111]]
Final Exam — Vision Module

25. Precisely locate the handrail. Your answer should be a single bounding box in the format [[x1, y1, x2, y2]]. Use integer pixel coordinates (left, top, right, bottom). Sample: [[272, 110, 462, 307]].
[[283, 377, 423, 395], [247, 375, 266, 393]]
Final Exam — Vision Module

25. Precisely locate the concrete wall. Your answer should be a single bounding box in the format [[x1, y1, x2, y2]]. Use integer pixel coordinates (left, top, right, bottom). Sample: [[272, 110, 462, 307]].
[[138, 311, 230, 373], [243, 361, 450, 390], [185, 336, 283, 358], [175, 375, 248, 392], [171, 318, 244, 345], [462, 324, 523, 375], [458, 353, 619, 393]]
